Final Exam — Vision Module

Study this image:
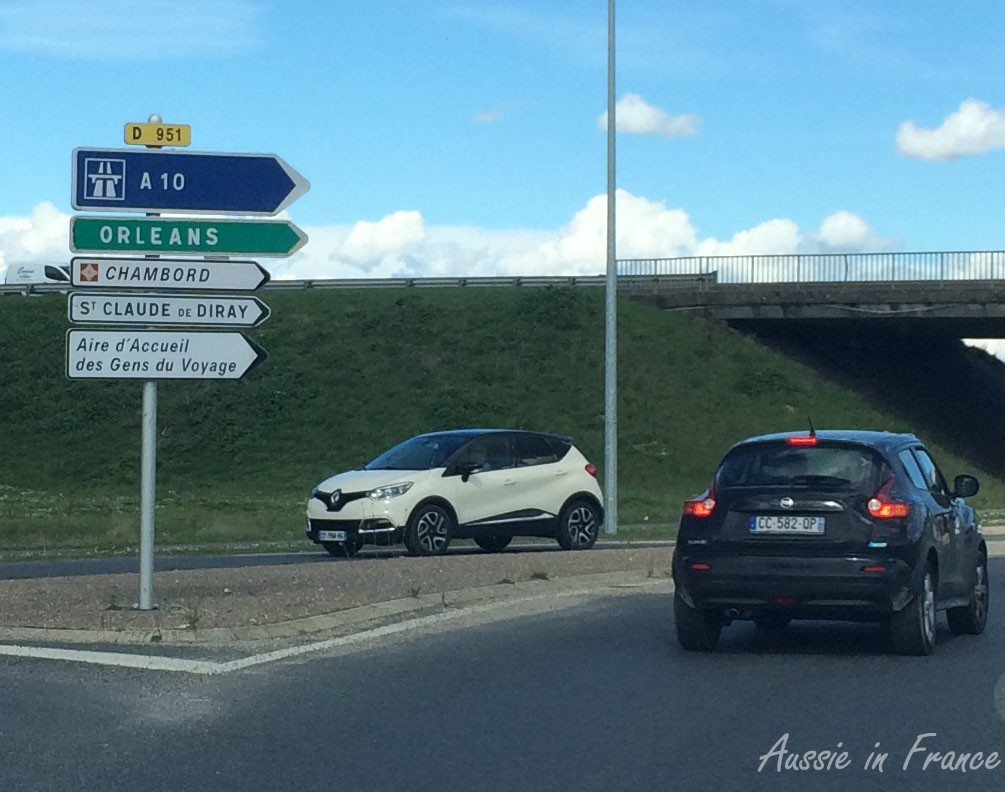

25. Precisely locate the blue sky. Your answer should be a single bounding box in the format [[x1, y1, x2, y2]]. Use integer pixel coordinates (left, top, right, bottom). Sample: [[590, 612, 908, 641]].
[[3, 0, 1005, 281]]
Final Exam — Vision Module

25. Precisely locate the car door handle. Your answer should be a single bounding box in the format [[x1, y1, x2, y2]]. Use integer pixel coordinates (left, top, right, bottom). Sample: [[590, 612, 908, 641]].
[[504, 480, 517, 487]]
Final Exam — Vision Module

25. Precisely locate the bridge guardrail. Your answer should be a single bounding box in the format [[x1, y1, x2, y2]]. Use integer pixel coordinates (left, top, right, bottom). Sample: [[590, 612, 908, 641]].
[[0, 272, 716, 296]]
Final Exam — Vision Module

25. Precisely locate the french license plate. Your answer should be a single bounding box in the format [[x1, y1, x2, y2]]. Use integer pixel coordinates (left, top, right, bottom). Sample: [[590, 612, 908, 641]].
[[318, 530, 347, 542], [749, 515, 825, 535]]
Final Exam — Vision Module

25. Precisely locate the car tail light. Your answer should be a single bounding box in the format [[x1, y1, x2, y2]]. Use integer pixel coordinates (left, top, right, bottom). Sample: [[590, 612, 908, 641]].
[[786, 436, 818, 447], [683, 479, 716, 518], [585, 463, 598, 478], [867, 477, 910, 519], [691, 562, 711, 571]]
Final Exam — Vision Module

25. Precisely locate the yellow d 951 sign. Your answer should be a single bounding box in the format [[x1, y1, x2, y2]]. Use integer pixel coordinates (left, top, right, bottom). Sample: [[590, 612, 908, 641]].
[[124, 122, 191, 147]]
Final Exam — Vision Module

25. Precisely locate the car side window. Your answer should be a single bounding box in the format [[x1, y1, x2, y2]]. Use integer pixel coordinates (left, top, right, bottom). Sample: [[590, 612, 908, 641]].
[[457, 435, 514, 472], [911, 447, 950, 497], [516, 434, 558, 467], [898, 450, 929, 491]]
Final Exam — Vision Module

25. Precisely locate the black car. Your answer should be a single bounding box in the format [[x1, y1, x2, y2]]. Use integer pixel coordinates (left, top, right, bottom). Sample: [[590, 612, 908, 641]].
[[672, 430, 989, 655]]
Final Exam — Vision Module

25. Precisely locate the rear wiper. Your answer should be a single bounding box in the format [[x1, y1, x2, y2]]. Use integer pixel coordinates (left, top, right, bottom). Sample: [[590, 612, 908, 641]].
[[790, 475, 852, 488]]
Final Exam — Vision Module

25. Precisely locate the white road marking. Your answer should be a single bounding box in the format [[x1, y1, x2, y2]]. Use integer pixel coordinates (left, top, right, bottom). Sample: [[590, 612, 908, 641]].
[[0, 581, 669, 676]]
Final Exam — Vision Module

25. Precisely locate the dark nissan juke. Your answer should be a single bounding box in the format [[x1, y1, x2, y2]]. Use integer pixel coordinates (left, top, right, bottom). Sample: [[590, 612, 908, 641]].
[[672, 430, 989, 655]]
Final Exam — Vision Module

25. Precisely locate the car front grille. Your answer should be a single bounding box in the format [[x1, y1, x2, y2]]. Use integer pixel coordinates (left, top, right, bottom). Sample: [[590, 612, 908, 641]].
[[315, 490, 367, 512]]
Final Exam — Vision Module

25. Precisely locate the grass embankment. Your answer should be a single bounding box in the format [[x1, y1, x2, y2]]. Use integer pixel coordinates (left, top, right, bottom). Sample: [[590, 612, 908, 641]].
[[1, 286, 1002, 558]]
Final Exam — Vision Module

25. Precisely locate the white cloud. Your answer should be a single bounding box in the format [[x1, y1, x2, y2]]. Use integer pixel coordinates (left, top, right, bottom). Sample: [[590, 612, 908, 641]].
[[472, 110, 504, 124], [0, 202, 69, 278], [0, 0, 262, 60], [896, 99, 1005, 161], [0, 198, 888, 288], [598, 93, 701, 138]]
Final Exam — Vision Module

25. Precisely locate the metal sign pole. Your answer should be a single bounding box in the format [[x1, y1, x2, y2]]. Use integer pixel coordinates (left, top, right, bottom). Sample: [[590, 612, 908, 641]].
[[137, 112, 163, 611], [138, 379, 157, 609], [604, 0, 618, 535]]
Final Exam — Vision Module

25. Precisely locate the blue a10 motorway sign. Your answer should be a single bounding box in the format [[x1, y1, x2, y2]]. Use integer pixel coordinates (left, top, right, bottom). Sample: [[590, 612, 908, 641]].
[[71, 148, 310, 216]]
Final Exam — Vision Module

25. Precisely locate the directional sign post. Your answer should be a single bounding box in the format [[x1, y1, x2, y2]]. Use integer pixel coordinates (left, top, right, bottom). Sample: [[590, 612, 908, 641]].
[[72, 148, 309, 214], [68, 293, 271, 327], [68, 120, 309, 613], [72, 257, 271, 291], [70, 216, 307, 257], [67, 330, 267, 380]]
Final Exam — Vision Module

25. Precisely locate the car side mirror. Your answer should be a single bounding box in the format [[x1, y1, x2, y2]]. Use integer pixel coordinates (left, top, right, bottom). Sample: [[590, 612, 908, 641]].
[[953, 474, 979, 499], [459, 462, 483, 483]]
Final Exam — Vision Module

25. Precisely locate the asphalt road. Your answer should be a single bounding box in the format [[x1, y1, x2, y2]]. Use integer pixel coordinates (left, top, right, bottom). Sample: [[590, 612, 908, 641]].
[[2, 558, 1003, 792]]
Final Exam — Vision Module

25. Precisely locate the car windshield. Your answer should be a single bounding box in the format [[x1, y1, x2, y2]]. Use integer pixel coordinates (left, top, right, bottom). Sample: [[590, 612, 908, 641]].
[[716, 442, 886, 491], [364, 433, 474, 471]]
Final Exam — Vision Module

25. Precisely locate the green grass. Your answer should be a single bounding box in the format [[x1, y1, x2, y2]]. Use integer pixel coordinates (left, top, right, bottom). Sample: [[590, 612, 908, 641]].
[[1, 286, 1003, 557]]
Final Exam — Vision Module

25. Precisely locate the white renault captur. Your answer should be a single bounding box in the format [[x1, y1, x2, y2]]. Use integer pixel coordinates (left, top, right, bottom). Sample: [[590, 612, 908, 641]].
[[306, 429, 604, 557]]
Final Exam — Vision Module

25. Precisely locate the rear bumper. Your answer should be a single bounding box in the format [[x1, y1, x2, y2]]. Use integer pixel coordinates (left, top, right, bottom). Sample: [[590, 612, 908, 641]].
[[672, 551, 916, 618]]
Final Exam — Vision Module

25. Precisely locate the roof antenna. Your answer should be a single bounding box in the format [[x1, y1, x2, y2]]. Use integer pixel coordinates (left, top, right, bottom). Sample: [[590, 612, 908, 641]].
[[807, 416, 816, 437]]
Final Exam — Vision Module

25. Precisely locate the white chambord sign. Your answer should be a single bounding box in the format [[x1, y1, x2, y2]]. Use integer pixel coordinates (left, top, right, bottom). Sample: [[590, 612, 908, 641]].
[[68, 293, 271, 327], [71, 257, 270, 291], [66, 329, 267, 380]]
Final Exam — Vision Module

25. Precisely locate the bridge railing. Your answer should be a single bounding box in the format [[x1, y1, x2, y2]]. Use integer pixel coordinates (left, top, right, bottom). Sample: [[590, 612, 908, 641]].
[[618, 250, 1005, 285], [5, 250, 1005, 297]]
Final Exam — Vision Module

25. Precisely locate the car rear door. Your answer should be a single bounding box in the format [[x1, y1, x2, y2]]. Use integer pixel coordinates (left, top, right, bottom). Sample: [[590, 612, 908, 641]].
[[908, 446, 965, 597]]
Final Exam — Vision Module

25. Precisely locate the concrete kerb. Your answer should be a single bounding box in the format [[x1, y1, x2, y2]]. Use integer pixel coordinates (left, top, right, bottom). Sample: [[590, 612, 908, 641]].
[[0, 569, 673, 648]]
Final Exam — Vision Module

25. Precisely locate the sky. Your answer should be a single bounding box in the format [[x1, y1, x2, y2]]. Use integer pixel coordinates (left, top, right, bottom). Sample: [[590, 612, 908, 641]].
[[3, 0, 1005, 287]]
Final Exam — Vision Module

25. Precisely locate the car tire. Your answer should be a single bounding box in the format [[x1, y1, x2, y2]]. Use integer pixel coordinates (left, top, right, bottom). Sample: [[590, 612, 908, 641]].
[[946, 553, 989, 635], [674, 593, 722, 651], [556, 499, 600, 551], [404, 504, 453, 557], [890, 563, 937, 656], [474, 535, 512, 553], [754, 614, 792, 630], [321, 534, 364, 558]]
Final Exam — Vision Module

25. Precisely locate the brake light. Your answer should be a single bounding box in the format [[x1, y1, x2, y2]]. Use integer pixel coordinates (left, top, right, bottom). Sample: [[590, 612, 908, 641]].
[[786, 436, 818, 446], [585, 463, 597, 478], [867, 477, 910, 519], [683, 497, 716, 517], [683, 478, 717, 518]]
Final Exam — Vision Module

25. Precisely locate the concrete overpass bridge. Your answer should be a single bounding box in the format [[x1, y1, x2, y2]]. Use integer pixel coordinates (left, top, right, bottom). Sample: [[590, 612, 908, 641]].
[[619, 250, 1005, 337]]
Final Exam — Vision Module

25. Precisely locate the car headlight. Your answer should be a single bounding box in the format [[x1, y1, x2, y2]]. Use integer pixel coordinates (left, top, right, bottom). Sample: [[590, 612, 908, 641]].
[[310, 486, 321, 498], [368, 482, 413, 500]]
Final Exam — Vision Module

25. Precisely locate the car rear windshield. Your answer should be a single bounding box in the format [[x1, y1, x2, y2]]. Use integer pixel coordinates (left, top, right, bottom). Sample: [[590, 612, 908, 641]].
[[364, 433, 475, 471], [716, 441, 889, 491]]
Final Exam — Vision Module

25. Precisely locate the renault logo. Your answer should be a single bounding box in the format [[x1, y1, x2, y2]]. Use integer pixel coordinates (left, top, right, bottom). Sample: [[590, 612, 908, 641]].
[[330, 489, 341, 506], [779, 497, 795, 509]]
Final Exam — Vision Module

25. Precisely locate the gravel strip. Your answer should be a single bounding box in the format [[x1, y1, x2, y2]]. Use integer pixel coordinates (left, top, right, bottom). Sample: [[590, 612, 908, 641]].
[[0, 547, 674, 633]]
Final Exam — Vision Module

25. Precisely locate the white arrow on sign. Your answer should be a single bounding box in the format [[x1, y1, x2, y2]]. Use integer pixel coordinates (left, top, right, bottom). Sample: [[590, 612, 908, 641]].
[[71, 257, 270, 291], [68, 293, 271, 327], [66, 330, 267, 380]]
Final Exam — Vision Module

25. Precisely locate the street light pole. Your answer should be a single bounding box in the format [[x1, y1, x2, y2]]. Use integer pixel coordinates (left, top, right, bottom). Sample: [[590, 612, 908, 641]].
[[604, 0, 618, 535]]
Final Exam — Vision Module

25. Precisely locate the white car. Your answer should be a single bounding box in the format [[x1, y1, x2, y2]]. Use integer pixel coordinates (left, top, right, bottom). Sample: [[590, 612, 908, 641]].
[[306, 429, 604, 557]]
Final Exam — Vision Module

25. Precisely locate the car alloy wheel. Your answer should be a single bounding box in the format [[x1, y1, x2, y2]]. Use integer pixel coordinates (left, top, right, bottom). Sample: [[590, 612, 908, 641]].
[[921, 572, 936, 645], [406, 504, 452, 556], [557, 500, 600, 550], [947, 555, 989, 635], [474, 535, 512, 553], [891, 564, 937, 656]]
